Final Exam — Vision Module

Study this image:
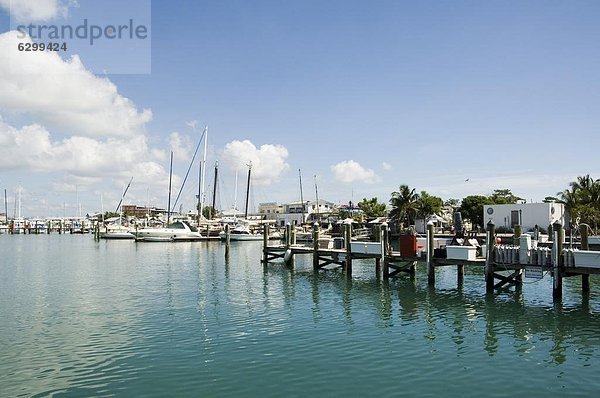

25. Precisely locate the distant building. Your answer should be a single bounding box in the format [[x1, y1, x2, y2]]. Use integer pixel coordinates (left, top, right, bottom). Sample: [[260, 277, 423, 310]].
[[259, 200, 336, 227], [483, 202, 566, 232], [258, 202, 283, 217], [0, 212, 6, 223], [121, 205, 166, 218]]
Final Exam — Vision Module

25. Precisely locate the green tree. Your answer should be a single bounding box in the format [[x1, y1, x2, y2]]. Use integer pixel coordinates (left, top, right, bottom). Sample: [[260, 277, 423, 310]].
[[103, 211, 120, 219], [415, 191, 443, 219], [458, 195, 493, 230], [202, 206, 217, 219], [358, 197, 387, 218], [558, 175, 600, 229], [389, 185, 419, 226], [490, 189, 522, 204], [444, 198, 461, 212]]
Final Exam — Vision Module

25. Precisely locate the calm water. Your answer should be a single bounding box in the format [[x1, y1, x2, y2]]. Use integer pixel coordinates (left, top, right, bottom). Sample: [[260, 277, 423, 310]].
[[1, 234, 599, 397]]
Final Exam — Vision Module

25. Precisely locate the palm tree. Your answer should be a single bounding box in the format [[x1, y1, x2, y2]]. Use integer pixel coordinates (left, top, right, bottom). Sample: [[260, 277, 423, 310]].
[[557, 187, 578, 227], [570, 174, 595, 203], [389, 184, 419, 227]]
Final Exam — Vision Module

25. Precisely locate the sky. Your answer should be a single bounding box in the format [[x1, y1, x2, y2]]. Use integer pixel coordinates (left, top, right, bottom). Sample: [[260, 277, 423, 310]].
[[1, 0, 600, 218]]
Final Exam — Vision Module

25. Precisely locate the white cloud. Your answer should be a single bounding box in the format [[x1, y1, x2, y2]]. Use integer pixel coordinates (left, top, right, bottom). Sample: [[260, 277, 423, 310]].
[[331, 160, 380, 184], [0, 0, 77, 22], [168, 132, 193, 162], [0, 0, 77, 23], [0, 31, 152, 138], [382, 161, 392, 171], [222, 140, 289, 185], [0, 119, 174, 188]]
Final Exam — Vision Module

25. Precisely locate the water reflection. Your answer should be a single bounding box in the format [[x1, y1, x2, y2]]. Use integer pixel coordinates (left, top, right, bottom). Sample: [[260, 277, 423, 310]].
[[274, 257, 600, 365]]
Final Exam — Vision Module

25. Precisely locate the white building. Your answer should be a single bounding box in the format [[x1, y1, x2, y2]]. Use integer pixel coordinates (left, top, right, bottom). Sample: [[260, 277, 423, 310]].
[[483, 202, 566, 232], [259, 200, 335, 227]]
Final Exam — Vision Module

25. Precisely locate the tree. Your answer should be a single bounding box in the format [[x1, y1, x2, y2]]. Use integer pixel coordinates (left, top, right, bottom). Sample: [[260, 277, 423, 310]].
[[444, 198, 461, 212], [414, 191, 443, 219], [558, 175, 600, 229], [458, 195, 493, 230], [389, 185, 419, 226], [490, 189, 522, 204], [103, 211, 120, 220], [202, 206, 217, 219], [358, 197, 386, 218]]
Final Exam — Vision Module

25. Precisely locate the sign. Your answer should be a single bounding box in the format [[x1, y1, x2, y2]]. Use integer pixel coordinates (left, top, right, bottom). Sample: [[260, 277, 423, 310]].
[[525, 266, 543, 279]]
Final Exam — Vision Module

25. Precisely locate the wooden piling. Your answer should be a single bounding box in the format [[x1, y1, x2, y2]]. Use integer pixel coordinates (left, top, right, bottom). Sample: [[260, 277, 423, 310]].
[[262, 224, 269, 263], [374, 223, 382, 276], [224, 224, 230, 257], [285, 223, 292, 249], [426, 222, 435, 285], [580, 223, 590, 293], [485, 220, 496, 293], [312, 222, 320, 270], [552, 222, 563, 302], [382, 222, 390, 279], [344, 222, 352, 275], [513, 224, 523, 283]]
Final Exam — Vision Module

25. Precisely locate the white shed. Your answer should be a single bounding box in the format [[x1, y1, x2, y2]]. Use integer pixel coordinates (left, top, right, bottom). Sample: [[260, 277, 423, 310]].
[[482, 202, 566, 232]]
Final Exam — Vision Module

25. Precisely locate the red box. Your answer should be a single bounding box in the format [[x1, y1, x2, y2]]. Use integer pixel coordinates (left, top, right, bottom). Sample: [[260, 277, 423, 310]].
[[400, 234, 417, 257]]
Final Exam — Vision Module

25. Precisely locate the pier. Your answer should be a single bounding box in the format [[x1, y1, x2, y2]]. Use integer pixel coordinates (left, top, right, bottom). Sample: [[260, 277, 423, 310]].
[[262, 221, 600, 304]]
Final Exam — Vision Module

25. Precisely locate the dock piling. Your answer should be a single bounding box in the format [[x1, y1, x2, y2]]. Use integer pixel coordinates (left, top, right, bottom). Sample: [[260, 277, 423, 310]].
[[485, 221, 496, 293], [344, 222, 352, 275], [224, 224, 230, 257], [262, 224, 269, 263], [580, 224, 590, 293], [552, 222, 563, 302], [426, 222, 435, 285], [382, 222, 390, 279], [312, 223, 320, 270]]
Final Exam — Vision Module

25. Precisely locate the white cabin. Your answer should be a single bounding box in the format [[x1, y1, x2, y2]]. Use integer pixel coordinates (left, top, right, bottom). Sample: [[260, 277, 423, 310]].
[[483, 202, 566, 232]]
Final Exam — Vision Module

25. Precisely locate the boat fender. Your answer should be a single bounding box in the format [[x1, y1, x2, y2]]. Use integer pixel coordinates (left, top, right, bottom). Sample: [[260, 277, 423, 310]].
[[284, 249, 293, 264]]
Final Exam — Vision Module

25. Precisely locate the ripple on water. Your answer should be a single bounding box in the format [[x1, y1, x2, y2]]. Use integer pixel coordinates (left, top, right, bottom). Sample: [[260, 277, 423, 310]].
[[2, 237, 600, 397]]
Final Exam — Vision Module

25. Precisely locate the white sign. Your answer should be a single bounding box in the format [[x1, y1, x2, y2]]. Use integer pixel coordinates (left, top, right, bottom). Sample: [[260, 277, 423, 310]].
[[525, 266, 543, 279]]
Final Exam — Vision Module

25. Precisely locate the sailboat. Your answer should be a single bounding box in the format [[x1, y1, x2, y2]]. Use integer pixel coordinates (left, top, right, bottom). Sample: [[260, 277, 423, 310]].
[[135, 150, 204, 242], [100, 177, 135, 239], [219, 162, 264, 241], [10, 186, 26, 234]]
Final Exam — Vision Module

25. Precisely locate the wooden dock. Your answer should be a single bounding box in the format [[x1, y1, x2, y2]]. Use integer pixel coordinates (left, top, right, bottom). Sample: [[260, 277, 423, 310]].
[[262, 221, 600, 304]]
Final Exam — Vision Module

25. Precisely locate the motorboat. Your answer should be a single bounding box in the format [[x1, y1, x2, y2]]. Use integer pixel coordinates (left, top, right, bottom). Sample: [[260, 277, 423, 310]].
[[100, 223, 135, 240], [219, 223, 263, 241], [135, 220, 203, 242]]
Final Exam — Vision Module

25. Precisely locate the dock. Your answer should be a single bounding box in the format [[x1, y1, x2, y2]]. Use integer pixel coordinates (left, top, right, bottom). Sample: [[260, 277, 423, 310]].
[[262, 221, 600, 304]]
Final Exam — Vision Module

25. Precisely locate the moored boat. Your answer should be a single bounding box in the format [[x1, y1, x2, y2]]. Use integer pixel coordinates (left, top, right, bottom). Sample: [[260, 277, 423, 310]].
[[135, 220, 203, 242]]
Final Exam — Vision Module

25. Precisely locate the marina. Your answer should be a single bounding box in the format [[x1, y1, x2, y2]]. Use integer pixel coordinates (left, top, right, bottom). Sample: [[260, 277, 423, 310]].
[[2, 1, 600, 396], [1, 233, 599, 397]]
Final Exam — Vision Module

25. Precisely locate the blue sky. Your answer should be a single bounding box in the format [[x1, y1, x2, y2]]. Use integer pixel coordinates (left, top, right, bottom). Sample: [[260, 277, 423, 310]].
[[1, 0, 600, 217]]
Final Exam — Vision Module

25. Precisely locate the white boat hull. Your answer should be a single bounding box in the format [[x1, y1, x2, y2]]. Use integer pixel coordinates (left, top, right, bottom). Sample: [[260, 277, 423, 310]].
[[135, 221, 203, 242]]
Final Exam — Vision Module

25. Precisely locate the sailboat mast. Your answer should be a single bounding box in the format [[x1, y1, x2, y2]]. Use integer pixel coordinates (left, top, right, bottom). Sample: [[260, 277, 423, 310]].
[[299, 169, 305, 224], [233, 168, 238, 213], [211, 161, 218, 219], [198, 126, 208, 224], [4, 189, 7, 224], [116, 177, 134, 224], [17, 186, 21, 219], [244, 162, 252, 219], [167, 151, 173, 225]]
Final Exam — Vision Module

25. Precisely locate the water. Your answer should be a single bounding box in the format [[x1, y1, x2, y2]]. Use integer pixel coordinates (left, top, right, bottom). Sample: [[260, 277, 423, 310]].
[[1, 234, 599, 397]]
